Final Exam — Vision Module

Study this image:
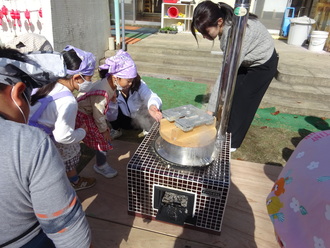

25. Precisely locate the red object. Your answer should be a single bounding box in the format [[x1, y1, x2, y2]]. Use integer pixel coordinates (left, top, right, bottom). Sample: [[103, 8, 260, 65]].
[[15, 10, 21, 27], [38, 8, 42, 18], [10, 9, 15, 19], [2, 5, 8, 20], [167, 6, 179, 18], [163, 0, 178, 3], [15, 10, 20, 20], [0, 10, 3, 25], [10, 9, 16, 26], [25, 9, 31, 25]]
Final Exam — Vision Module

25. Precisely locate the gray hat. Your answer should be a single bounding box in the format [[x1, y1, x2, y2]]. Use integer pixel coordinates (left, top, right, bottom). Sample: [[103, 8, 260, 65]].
[[0, 50, 66, 98]]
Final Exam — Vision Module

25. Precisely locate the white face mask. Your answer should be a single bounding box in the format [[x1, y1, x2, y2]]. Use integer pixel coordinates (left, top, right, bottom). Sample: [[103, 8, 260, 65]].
[[78, 74, 93, 92], [11, 86, 28, 124], [114, 80, 123, 91]]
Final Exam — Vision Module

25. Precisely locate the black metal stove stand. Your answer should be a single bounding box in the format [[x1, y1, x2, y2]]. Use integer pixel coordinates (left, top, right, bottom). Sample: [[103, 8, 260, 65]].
[[127, 122, 231, 233]]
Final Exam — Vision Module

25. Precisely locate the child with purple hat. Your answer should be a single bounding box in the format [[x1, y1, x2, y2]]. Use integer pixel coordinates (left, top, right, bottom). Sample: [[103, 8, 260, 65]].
[[0, 46, 92, 247], [29, 45, 97, 191], [101, 51, 162, 139], [76, 49, 141, 178]]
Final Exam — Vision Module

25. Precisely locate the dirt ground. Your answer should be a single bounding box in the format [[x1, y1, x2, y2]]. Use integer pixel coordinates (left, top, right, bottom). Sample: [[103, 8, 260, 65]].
[[231, 125, 309, 167]]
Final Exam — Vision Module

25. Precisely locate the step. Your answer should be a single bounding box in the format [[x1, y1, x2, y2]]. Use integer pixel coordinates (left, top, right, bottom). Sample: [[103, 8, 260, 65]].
[[267, 79, 330, 103], [127, 45, 221, 60], [128, 33, 222, 51], [139, 72, 216, 86], [260, 93, 330, 118], [277, 65, 330, 86], [134, 61, 220, 84], [128, 51, 222, 68]]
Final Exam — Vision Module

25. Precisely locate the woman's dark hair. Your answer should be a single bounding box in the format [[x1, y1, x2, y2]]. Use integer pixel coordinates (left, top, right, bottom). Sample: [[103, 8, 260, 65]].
[[191, 1, 257, 41], [31, 48, 82, 105]]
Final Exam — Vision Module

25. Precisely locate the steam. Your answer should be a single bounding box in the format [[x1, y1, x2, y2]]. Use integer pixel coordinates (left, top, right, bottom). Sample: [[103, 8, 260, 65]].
[[131, 108, 155, 131]]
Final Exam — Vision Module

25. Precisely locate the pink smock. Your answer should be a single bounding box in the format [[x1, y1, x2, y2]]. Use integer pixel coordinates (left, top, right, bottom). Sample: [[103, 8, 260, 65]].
[[266, 130, 330, 248]]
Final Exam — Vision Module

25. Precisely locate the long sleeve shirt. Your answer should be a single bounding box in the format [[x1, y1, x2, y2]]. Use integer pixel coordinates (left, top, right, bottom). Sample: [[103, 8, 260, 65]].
[[29, 83, 86, 144], [207, 18, 275, 113], [0, 117, 91, 247], [117, 79, 162, 118]]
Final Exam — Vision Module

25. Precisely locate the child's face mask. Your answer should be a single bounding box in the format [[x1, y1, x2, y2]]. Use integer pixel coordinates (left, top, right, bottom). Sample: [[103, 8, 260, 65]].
[[114, 78, 133, 91], [78, 74, 93, 92], [115, 81, 123, 91]]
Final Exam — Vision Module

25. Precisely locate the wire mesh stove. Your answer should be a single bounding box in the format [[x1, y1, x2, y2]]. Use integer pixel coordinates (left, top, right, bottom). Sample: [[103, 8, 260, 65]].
[[127, 122, 231, 233]]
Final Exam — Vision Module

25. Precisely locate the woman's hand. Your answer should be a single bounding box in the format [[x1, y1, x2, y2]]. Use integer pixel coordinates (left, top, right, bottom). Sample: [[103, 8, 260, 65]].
[[148, 105, 162, 122]]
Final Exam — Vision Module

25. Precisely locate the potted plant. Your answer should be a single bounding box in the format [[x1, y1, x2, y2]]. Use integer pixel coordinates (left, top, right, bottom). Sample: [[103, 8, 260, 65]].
[[159, 26, 178, 34], [168, 26, 178, 34], [159, 27, 168, 33]]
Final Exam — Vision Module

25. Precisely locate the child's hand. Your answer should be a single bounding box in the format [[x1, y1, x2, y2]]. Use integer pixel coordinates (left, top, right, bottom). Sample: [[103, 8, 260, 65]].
[[80, 123, 88, 133], [148, 105, 162, 122], [102, 129, 111, 142]]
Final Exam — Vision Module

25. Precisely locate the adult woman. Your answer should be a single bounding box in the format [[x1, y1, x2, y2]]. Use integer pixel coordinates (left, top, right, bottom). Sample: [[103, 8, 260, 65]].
[[191, 1, 279, 150]]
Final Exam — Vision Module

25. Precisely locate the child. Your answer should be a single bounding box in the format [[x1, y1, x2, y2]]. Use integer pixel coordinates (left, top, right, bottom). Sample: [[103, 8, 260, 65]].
[[0, 46, 92, 248], [29, 45, 96, 191], [101, 70, 162, 139], [266, 130, 330, 247], [76, 49, 138, 178], [191, 1, 278, 151]]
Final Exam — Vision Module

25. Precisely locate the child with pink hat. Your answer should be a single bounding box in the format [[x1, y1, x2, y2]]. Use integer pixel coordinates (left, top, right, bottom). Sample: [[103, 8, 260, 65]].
[[76, 49, 140, 178], [100, 51, 162, 140]]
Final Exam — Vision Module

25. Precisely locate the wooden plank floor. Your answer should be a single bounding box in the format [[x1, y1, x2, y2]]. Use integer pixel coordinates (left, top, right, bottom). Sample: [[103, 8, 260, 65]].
[[77, 140, 282, 248]]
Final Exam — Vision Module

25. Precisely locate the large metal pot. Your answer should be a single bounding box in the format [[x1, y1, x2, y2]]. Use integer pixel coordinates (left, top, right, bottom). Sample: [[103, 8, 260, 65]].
[[154, 135, 215, 167], [153, 105, 217, 167]]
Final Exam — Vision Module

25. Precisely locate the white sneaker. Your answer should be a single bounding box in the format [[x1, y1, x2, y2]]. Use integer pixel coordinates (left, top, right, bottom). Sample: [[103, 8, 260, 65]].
[[93, 164, 118, 178], [230, 148, 237, 152], [138, 130, 149, 138], [110, 129, 122, 139]]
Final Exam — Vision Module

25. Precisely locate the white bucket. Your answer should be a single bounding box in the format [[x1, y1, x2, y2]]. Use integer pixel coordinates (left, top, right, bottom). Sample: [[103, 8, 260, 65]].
[[287, 16, 315, 46], [308, 31, 329, 52]]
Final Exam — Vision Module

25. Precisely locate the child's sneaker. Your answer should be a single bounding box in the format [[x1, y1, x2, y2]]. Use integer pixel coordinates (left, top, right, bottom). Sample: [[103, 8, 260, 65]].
[[93, 163, 118, 178], [138, 130, 149, 138], [110, 129, 122, 139], [71, 176, 96, 191]]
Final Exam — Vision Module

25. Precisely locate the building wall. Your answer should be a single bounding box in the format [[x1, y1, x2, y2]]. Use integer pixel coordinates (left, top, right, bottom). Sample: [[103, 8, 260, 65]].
[[51, 0, 110, 64], [0, 0, 110, 64]]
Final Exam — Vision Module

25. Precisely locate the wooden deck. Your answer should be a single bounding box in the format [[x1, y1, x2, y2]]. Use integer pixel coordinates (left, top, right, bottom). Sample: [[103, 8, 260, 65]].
[[77, 140, 282, 248]]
